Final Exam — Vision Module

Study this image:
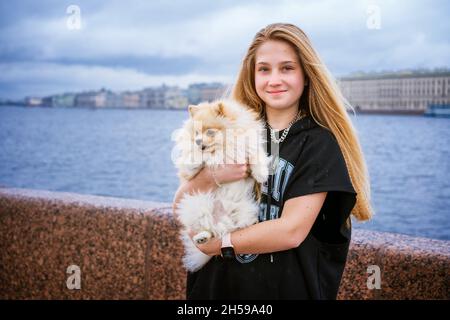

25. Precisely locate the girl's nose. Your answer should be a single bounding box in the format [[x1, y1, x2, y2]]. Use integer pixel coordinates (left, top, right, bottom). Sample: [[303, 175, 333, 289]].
[[268, 72, 282, 86]]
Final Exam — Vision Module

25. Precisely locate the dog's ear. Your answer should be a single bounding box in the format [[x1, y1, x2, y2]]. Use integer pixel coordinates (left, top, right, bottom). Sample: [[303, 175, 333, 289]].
[[216, 102, 226, 117], [188, 104, 199, 117]]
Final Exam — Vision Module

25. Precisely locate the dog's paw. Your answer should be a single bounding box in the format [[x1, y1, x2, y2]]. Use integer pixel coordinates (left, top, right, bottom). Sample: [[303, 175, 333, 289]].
[[193, 231, 212, 244]]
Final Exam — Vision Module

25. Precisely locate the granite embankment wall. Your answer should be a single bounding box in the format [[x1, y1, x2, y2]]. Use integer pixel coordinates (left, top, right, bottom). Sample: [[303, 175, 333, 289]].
[[0, 188, 448, 299]]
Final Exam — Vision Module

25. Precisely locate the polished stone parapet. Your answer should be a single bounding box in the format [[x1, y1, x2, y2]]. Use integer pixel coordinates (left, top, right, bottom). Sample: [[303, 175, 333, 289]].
[[338, 229, 449, 299], [0, 188, 448, 300]]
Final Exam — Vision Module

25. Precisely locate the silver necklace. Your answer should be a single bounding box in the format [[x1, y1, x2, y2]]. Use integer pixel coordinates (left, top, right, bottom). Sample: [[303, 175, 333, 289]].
[[267, 111, 304, 144]]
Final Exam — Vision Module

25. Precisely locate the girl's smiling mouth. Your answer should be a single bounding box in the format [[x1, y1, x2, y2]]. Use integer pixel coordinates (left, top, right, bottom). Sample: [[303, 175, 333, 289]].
[[267, 90, 287, 95]]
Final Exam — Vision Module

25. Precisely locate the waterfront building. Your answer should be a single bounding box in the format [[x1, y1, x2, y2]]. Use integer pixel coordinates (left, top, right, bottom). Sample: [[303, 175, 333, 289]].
[[187, 82, 227, 105], [74, 89, 120, 108], [140, 85, 187, 109], [338, 70, 450, 113]]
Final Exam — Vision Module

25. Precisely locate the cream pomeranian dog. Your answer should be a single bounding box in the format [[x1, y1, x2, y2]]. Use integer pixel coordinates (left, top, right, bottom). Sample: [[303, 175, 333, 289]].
[[173, 99, 270, 272]]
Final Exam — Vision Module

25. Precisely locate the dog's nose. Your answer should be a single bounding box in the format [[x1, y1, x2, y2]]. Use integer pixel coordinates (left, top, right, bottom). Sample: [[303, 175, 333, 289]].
[[195, 139, 202, 146]]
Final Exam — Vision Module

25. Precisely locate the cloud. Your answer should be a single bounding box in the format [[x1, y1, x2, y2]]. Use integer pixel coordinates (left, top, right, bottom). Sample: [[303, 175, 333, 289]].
[[0, 62, 234, 99], [0, 0, 449, 99]]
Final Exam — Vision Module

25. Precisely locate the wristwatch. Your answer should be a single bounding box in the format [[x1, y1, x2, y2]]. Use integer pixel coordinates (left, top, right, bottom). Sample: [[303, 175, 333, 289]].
[[221, 233, 235, 259]]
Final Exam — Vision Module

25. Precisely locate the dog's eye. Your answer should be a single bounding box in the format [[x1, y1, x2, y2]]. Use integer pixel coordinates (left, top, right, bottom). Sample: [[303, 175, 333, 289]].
[[205, 129, 215, 137]]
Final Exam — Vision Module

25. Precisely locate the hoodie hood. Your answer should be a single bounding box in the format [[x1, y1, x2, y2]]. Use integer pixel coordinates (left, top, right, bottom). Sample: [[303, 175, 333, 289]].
[[286, 115, 319, 137]]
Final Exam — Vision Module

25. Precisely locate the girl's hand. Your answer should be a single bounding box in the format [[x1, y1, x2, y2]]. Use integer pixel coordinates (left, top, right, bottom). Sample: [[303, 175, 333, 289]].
[[204, 163, 250, 186], [188, 230, 221, 256]]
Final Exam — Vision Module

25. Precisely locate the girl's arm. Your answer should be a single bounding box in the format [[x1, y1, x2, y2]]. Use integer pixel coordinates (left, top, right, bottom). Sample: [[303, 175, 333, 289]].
[[195, 192, 327, 255]]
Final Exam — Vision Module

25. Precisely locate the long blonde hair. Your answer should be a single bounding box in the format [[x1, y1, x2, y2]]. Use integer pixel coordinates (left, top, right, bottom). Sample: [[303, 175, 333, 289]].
[[232, 23, 372, 221]]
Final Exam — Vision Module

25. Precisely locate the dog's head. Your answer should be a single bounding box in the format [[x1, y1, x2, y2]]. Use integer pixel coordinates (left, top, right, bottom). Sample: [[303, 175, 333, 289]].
[[186, 100, 233, 153], [182, 99, 262, 166]]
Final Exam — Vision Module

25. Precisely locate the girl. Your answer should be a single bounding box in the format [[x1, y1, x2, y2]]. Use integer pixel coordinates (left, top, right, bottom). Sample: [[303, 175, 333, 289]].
[[172, 23, 372, 299]]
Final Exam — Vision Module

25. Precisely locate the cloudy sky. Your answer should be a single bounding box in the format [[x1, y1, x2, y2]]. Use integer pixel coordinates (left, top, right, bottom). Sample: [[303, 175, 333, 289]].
[[0, 0, 449, 99]]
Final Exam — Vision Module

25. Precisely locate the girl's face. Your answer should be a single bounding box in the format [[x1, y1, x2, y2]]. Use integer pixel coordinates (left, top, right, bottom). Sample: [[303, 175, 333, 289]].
[[254, 40, 306, 112]]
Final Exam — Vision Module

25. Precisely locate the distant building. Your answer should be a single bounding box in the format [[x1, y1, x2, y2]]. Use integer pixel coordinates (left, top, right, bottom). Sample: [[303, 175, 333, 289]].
[[42, 93, 76, 108], [187, 82, 227, 105], [121, 91, 141, 108], [18, 82, 231, 110], [75, 89, 120, 108], [75, 90, 101, 108], [165, 89, 188, 110], [25, 97, 43, 107], [140, 85, 187, 109], [338, 70, 450, 113], [53, 93, 76, 108]]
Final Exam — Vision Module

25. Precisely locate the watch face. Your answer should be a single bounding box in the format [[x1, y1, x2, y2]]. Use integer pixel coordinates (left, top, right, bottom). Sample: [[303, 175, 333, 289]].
[[221, 247, 235, 259]]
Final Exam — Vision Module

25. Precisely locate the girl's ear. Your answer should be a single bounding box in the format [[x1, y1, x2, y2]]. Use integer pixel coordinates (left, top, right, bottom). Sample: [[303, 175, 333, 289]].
[[188, 104, 199, 117]]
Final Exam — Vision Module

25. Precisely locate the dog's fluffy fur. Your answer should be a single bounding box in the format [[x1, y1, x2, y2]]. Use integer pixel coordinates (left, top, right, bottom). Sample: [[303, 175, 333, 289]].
[[174, 99, 270, 271]]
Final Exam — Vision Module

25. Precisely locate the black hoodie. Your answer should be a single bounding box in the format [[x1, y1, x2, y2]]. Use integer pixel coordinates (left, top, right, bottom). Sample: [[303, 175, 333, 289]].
[[187, 115, 357, 300]]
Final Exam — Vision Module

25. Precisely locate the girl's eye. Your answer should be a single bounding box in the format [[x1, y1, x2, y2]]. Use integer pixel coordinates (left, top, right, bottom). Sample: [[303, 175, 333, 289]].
[[283, 66, 294, 71], [206, 129, 215, 137], [258, 67, 269, 72]]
